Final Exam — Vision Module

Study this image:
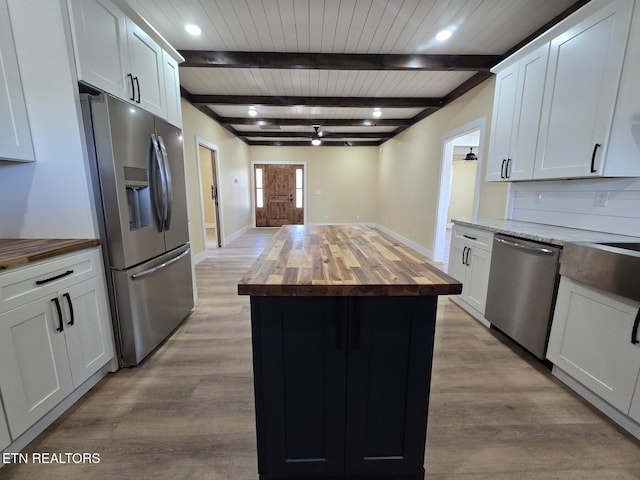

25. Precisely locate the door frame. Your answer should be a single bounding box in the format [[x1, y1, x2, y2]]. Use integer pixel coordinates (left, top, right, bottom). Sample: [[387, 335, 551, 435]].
[[433, 118, 486, 262], [251, 160, 308, 227], [195, 136, 225, 248]]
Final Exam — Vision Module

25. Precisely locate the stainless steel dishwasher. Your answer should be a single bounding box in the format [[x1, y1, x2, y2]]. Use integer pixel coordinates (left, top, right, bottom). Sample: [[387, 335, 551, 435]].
[[485, 234, 561, 359]]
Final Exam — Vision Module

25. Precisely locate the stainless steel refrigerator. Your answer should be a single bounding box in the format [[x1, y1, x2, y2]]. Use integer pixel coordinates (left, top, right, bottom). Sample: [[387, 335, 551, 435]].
[[81, 93, 194, 367]]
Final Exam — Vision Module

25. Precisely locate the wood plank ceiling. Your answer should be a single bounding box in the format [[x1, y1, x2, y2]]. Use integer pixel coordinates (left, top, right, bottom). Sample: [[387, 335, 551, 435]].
[[123, 0, 589, 146]]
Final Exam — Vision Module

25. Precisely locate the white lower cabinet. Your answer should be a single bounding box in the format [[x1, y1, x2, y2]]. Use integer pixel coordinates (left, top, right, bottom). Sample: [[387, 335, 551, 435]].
[[547, 277, 640, 415], [448, 225, 493, 316], [0, 401, 10, 451], [0, 248, 113, 441]]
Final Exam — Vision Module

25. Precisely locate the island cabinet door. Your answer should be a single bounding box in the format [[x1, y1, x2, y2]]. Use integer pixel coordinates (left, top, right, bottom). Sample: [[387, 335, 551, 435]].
[[345, 296, 436, 478], [250, 296, 348, 479]]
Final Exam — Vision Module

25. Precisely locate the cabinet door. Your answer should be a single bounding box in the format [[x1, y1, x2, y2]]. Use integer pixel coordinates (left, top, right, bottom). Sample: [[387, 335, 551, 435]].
[[162, 50, 182, 127], [250, 296, 347, 479], [534, 0, 632, 179], [126, 18, 165, 117], [0, 0, 34, 162], [67, 0, 129, 99], [62, 276, 114, 387], [508, 43, 549, 181], [447, 235, 467, 288], [0, 296, 73, 438], [547, 278, 640, 413], [486, 62, 519, 181], [464, 247, 491, 314], [0, 399, 10, 451], [346, 296, 436, 478], [629, 369, 640, 423]]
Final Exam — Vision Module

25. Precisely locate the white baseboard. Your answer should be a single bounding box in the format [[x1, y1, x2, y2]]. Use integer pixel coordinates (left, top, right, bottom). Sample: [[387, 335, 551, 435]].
[[373, 224, 434, 260], [1, 364, 112, 461], [552, 366, 640, 440], [193, 250, 208, 264], [450, 296, 491, 327], [224, 225, 250, 246]]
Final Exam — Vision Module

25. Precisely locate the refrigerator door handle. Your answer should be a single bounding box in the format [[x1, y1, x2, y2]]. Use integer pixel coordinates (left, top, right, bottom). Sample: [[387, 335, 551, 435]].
[[149, 134, 167, 232], [157, 135, 173, 230], [131, 248, 190, 280]]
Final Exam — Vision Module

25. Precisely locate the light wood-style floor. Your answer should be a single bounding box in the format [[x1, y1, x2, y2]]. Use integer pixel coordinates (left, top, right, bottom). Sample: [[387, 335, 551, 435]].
[[2, 228, 639, 479]]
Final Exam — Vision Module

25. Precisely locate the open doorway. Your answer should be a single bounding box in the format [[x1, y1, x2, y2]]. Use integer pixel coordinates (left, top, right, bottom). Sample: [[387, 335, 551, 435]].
[[196, 137, 224, 252], [434, 118, 486, 268]]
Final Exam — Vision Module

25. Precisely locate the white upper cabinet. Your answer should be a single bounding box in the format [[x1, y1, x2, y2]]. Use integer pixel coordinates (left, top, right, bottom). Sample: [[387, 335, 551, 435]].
[[487, 44, 548, 181], [67, 0, 128, 100], [0, 0, 34, 162], [124, 17, 165, 117], [162, 49, 182, 127], [534, 0, 633, 179], [68, 0, 180, 121], [487, 0, 639, 181]]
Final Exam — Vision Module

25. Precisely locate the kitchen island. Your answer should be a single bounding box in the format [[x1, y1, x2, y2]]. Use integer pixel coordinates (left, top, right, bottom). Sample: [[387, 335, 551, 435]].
[[238, 225, 462, 480]]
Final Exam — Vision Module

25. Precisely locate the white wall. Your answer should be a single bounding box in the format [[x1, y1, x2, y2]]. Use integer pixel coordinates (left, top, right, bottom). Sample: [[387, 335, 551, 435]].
[[510, 177, 640, 236], [181, 100, 251, 256], [248, 146, 379, 225], [0, 0, 97, 238]]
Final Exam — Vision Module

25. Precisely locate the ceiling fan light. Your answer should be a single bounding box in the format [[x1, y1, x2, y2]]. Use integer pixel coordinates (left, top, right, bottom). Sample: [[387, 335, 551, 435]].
[[373, 108, 382, 118], [311, 137, 321, 146], [248, 106, 257, 116]]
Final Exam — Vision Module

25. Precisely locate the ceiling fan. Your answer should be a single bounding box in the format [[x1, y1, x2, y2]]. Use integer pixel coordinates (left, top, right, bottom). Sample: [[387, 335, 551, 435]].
[[311, 125, 322, 146]]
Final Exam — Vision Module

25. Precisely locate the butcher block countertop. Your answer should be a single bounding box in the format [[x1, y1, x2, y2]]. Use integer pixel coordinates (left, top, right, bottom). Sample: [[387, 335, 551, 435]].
[[0, 239, 100, 271], [238, 225, 462, 296]]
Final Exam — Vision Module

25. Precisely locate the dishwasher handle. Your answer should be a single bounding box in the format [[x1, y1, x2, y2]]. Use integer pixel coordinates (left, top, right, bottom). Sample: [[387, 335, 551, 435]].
[[495, 236, 556, 256]]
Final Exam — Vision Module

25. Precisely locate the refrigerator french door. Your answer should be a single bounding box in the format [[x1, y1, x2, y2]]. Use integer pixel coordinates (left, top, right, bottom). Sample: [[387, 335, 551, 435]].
[[81, 93, 194, 366]]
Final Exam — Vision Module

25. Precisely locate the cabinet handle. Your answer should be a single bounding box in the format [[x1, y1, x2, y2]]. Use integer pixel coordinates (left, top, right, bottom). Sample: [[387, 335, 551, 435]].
[[52, 297, 64, 332], [632, 309, 640, 345], [63, 292, 75, 326], [127, 73, 135, 101], [465, 247, 471, 266], [462, 234, 477, 241], [462, 246, 467, 265], [134, 76, 141, 103], [35, 270, 74, 285], [590, 143, 601, 173], [500, 159, 506, 179], [506, 158, 512, 178]]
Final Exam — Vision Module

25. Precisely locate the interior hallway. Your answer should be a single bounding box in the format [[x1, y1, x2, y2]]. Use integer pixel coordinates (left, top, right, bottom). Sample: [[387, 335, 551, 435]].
[[1, 228, 639, 479]]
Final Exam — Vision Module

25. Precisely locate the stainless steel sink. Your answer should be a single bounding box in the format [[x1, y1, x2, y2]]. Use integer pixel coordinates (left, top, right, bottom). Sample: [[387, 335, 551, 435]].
[[560, 241, 640, 303], [598, 242, 640, 252]]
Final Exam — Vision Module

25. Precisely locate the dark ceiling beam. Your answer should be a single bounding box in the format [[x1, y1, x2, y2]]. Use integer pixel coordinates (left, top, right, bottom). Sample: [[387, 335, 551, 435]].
[[180, 87, 249, 143], [221, 117, 410, 127], [247, 140, 381, 147], [190, 94, 442, 108], [178, 51, 503, 71], [237, 131, 391, 139]]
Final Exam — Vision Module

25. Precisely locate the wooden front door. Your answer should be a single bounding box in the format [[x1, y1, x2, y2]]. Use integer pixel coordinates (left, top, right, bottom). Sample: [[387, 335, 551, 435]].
[[255, 164, 304, 227]]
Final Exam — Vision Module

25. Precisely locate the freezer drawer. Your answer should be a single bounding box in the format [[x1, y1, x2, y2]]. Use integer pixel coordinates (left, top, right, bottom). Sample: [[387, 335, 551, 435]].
[[112, 244, 194, 366]]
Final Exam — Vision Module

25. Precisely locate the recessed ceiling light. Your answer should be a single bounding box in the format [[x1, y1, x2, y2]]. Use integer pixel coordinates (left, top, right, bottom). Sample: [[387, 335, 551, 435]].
[[435, 30, 452, 42], [373, 108, 382, 118], [248, 106, 257, 117], [185, 24, 201, 36]]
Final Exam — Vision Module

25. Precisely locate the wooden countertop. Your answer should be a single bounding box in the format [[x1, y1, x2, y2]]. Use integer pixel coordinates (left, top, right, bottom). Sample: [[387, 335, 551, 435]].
[[238, 225, 462, 296], [0, 239, 100, 271]]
